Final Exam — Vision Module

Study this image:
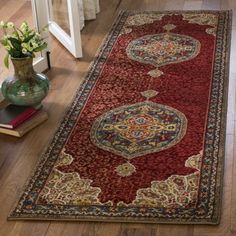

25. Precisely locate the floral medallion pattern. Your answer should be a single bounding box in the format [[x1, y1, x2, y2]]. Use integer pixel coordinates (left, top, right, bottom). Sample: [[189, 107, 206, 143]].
[[91, 90, 187, 176], [182, 13, 218, 36], [38, 150, 201, 207], [120, 12, 218, 36], [91, 90, 187, 160], [126, 25, 201, 77], [10, 11, 231, 224], [115, 162, 136, 177], [118, 152, 201, 208], [119, 13, 165, 35], [38, 151, 102, 205], [38, 151, 112, 206]]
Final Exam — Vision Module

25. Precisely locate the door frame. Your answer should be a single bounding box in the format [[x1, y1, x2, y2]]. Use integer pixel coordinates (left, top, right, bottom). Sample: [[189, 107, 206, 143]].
[[48, 0, 83, 58], [31, 0, 50, 72]]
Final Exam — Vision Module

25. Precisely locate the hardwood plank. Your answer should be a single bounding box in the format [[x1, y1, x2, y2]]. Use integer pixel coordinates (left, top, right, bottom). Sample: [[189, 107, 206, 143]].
[[0, 124, 54, 235], [7, 222, 50, 236], [118, 0, 148, 10], [51, 0, 70, 35], [202, 0, 221, 9], [0, 0, 26, 19], [94, 223, 122, 236], [226, 73, 236, 135], [230, 114, 236, 233], [160, 0, 185, 10], [119, 226, 157, 236], [183, 1, 203, 10], [221, 0, 236, 10], [158, 225, 193, 236], [229, 30, 236, 74], [46, 222, 95, 236]]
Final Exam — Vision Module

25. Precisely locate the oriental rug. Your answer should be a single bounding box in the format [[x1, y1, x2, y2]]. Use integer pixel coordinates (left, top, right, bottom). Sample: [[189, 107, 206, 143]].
[[9, 10, 231, 224]]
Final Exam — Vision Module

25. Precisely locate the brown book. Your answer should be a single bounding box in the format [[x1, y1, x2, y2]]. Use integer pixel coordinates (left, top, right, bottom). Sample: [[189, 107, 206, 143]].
[[0, 110, 48, 137]]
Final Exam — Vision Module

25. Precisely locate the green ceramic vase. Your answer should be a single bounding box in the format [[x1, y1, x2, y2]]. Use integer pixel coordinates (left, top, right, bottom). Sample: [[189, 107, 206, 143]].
[[1, 57, 49, 106]]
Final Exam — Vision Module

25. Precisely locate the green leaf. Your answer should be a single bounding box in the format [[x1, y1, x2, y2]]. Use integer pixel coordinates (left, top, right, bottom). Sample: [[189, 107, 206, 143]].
[[33, 42, 47, 52], [14, 51, 22, 57], [4, 53, 9, 68], [0, 37, 9, 46], [25, 52, 32, 57], [8, 37, 21, 50], [23, 32, 35, 43]]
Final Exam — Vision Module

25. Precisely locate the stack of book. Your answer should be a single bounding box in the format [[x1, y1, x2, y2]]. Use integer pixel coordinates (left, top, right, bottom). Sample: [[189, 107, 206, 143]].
[[0, 104, 48, 137]]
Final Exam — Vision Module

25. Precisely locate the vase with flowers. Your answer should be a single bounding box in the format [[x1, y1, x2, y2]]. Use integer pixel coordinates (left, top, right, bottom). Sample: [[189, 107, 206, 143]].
[[0, 21, 49, 106]]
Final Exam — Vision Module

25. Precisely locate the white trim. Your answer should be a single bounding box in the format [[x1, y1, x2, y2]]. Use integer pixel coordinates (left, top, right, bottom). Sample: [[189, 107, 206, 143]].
[[31, 0, 50, 71], [33, 55, 48, 72], [49, 22, 72, 51], [48, 0, 83, 58]]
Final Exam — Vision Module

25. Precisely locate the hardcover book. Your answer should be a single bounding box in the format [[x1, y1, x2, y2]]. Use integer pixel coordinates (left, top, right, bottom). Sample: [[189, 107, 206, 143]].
[[0, 110, 48, 137], [0, 104, 40, 129]]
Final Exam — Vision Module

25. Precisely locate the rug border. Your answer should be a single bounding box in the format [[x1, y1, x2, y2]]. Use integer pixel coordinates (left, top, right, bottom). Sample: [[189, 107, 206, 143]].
[[212, 9, 232, 225], [8, 10, 232, 224]]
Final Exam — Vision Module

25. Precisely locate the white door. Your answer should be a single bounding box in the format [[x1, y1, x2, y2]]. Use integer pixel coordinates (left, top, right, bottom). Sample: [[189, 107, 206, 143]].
[[47, 0, 83, 58], [31, 0, 50, 72]]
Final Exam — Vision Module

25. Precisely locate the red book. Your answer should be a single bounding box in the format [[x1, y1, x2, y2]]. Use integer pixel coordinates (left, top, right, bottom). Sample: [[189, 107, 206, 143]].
[[0, 104, 41, 129]]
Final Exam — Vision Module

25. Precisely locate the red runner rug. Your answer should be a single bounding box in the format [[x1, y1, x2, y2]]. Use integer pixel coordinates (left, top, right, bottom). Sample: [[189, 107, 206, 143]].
[[9, 10, 231, 224]]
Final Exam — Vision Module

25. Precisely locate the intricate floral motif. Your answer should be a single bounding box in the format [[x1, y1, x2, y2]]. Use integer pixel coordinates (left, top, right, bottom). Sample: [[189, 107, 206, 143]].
[[131, 172, 199, 208], [120, 152, 202, 208], [141, 90, 159, 99], [185, 151, 202, 170], [126, 33, 201, 77], [55, 149, 74, 166], [182, 13, 218, 36], [163, 23, 176, 32], [115, 162, 136, 177], [120, 13, 165, 35], [91, 92, 187, 159], [38, 151, 107, 206], [39, 169, 102, 205]]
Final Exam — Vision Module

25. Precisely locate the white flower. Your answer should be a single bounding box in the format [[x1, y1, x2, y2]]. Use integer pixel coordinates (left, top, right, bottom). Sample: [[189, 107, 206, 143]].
[[7, 22, 14, 28], [19, 35, 24, 41], [32, 42, 38, 48], [0, 21, 5, 28], [21, 43, 27, 48], [11, 34, 18, 39], [20, 22, 28, 31], [22, 48, 28, 54]]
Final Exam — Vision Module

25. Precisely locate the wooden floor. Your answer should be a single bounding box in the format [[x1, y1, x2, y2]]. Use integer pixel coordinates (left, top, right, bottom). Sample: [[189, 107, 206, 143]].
[[0, 0, 236, 235], [51, 0, 70, 35]]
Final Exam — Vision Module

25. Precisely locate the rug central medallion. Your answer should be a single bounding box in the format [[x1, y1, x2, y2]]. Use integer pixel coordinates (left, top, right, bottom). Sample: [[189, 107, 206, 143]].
[[126, 24, 201, 77], [91, 90, 187, 160]]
